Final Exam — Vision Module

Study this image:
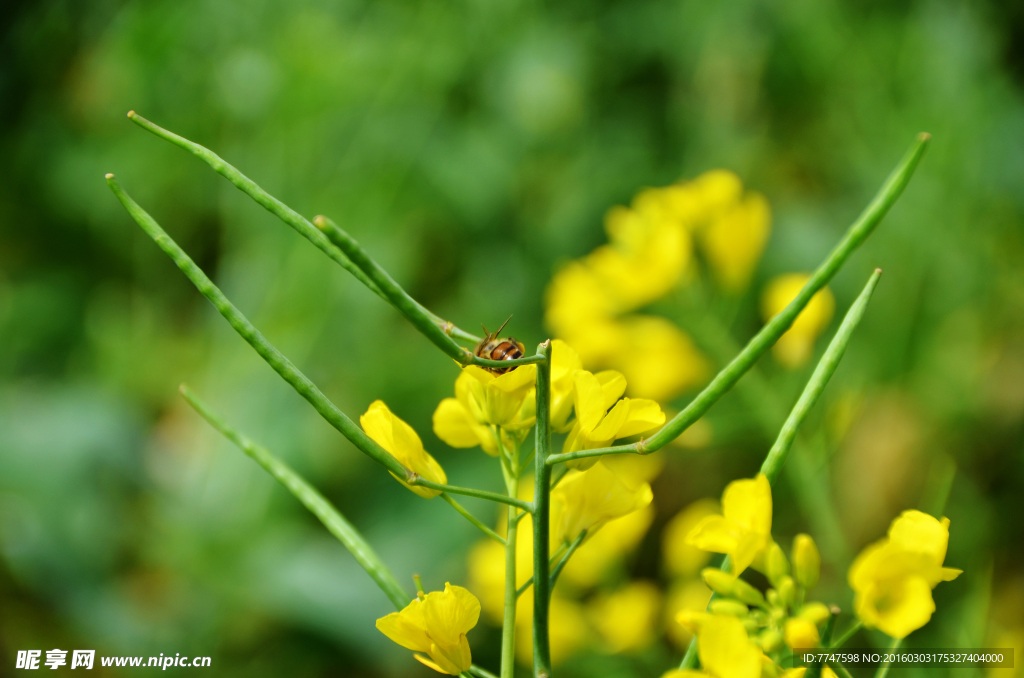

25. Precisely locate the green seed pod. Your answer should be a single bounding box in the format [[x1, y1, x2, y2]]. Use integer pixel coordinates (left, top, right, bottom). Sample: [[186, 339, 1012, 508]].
[[767, 542, 790, 586], [701, 568, 737, 597], [793, 534, 821, 589], [710, 599, 751, 617], [760, 629, 784, 653], [798, 601, 832, 626], [733, 577, 766, 607], [777, 576, 796, 610]]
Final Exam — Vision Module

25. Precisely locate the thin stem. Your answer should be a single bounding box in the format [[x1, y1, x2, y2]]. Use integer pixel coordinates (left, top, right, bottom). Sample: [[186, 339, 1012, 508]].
[[179, 385, 411, 610], [468, 666, 500, 678], [313, 216, 469, 362], [107, 175, 408, 480], [875, 638, 902, 678], [410, 478, 533, 513], [513, 542, 575, 598], [126, 112, 479, 345], [547, 134, 929, 467], [413, 575, 425, 597], [830, 621, 863, 649], [442, 494, 506, 544], [760, 269, 883, 482], [548, 530, 587, 590], [549, 466, 570, 490], [532, 341, 553, 678], [471, 353, 549, 370], [500, 474, 519, 678]]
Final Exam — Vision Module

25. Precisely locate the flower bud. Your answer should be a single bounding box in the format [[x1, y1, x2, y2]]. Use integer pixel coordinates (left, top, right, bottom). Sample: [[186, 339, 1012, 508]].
[[766, 589, 780, 607], [798, 602, 832, 626], [760, 629, 784, 653], [792, 534, 820, 589], [701, 568, 737, 597], [776, 576, 796, 610], [733, 577, 766, 608], [767, 542, 790, 586], [784, 617, 820, 650], [709, 599, 750, 617]]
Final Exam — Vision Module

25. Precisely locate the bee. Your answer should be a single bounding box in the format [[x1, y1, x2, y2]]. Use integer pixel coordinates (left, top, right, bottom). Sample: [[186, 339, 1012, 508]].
[[474, 316, 526, 374]]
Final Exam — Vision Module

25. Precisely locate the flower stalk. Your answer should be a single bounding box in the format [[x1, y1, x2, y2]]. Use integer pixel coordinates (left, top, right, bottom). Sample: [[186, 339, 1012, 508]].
[[531, 341, 553, 678]]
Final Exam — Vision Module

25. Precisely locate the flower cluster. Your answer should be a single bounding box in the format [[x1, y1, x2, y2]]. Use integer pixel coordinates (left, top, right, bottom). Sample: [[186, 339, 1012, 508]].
[[545, 171, 838, 404], [376, 583, 481, 674], [674, 474, 962, 678]]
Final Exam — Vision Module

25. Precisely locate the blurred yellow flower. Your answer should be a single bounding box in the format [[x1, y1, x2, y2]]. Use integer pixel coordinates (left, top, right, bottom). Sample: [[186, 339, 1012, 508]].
[[699, 192, 771, 293], [432, 364, 536, 455], [761, 273, 835, 368], [466, 507, 536, 623], [848, 510, 962, 638], [562, 369, 665, 469], [665, 579, 713, 648], [560, 503, 655, 588], [360, 400, 447, 498], [588, 581, 662, 653], [675, 612, 763, 678], [687, 474, 773, 575], [550, 461, 653, 545], [784, 617, 820, 650], [616, 315, 710, 402], [664, 498, 721, 578], [375, 582, 480, 675]]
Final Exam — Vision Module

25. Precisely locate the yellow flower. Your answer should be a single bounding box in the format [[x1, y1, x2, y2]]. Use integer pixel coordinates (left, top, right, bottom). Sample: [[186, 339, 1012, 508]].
[[761, 273, 835, 368], [360, 400, 447, 498], [550, 461, 653, 545], [375, 582, 480, 675], [848, 510, 962, 638], [588, 581, 662, 653], [562, 369, 665, 469], [432, 364, 536, 455], [687, 474, 773, 575], [699, 192, 771, 293], [665, 579, 713, 648], [675, 612, 763, 678], [784, 618, 820, 650], [663, 498, 721, 578]]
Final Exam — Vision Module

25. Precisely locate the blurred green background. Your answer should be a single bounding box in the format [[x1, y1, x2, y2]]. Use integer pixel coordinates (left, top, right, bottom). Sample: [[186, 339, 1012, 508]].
[[2, 0, 1024, 676]]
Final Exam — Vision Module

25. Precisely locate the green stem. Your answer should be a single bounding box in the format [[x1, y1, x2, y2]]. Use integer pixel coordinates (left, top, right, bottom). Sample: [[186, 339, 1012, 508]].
[[442, 494, 506, 544], [875, 638, 901, 678], [469, 666, 500, 678], [312, 216, 468, 362], [107, 175, 408, 480], [513, 540, 577, 598], [548, 529, 587, 590], [500, 475, 520, 678], [411, 478, 533, 512], [546, 133, 929, 467], [179, 385, 411, 610], [760, 269, 883, 482], [531, 341, 553, 678], [830, 622, 863, 649], [126, 111, 479, 345]]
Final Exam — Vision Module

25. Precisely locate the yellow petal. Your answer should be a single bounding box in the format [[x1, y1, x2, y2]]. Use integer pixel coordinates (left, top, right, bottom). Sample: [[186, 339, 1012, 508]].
[[361, 400, 447, 498], [574, 370, 607, 434], [589, 399, 631, 442], [596, 370, 627, 408], [686, 514, 741, 555], [376, 601, 431, 653], [663, 499, 720, 578], [722, 474, 772, 536], [492, 363, 537, 393], [432, 398, 482, 449], [860, 575, 936, 639], [698, 614, 762, 678], [421, 583, 480, 648], [887, 510, 950, 565], [414, 653, 456, 675], [615, 398, 666, 438], [784, 618, 820, 650]]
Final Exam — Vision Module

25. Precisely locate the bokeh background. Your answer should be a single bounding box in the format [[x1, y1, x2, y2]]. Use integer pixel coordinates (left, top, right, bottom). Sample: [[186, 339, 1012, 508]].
[[2, 0, 1024, 676]]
